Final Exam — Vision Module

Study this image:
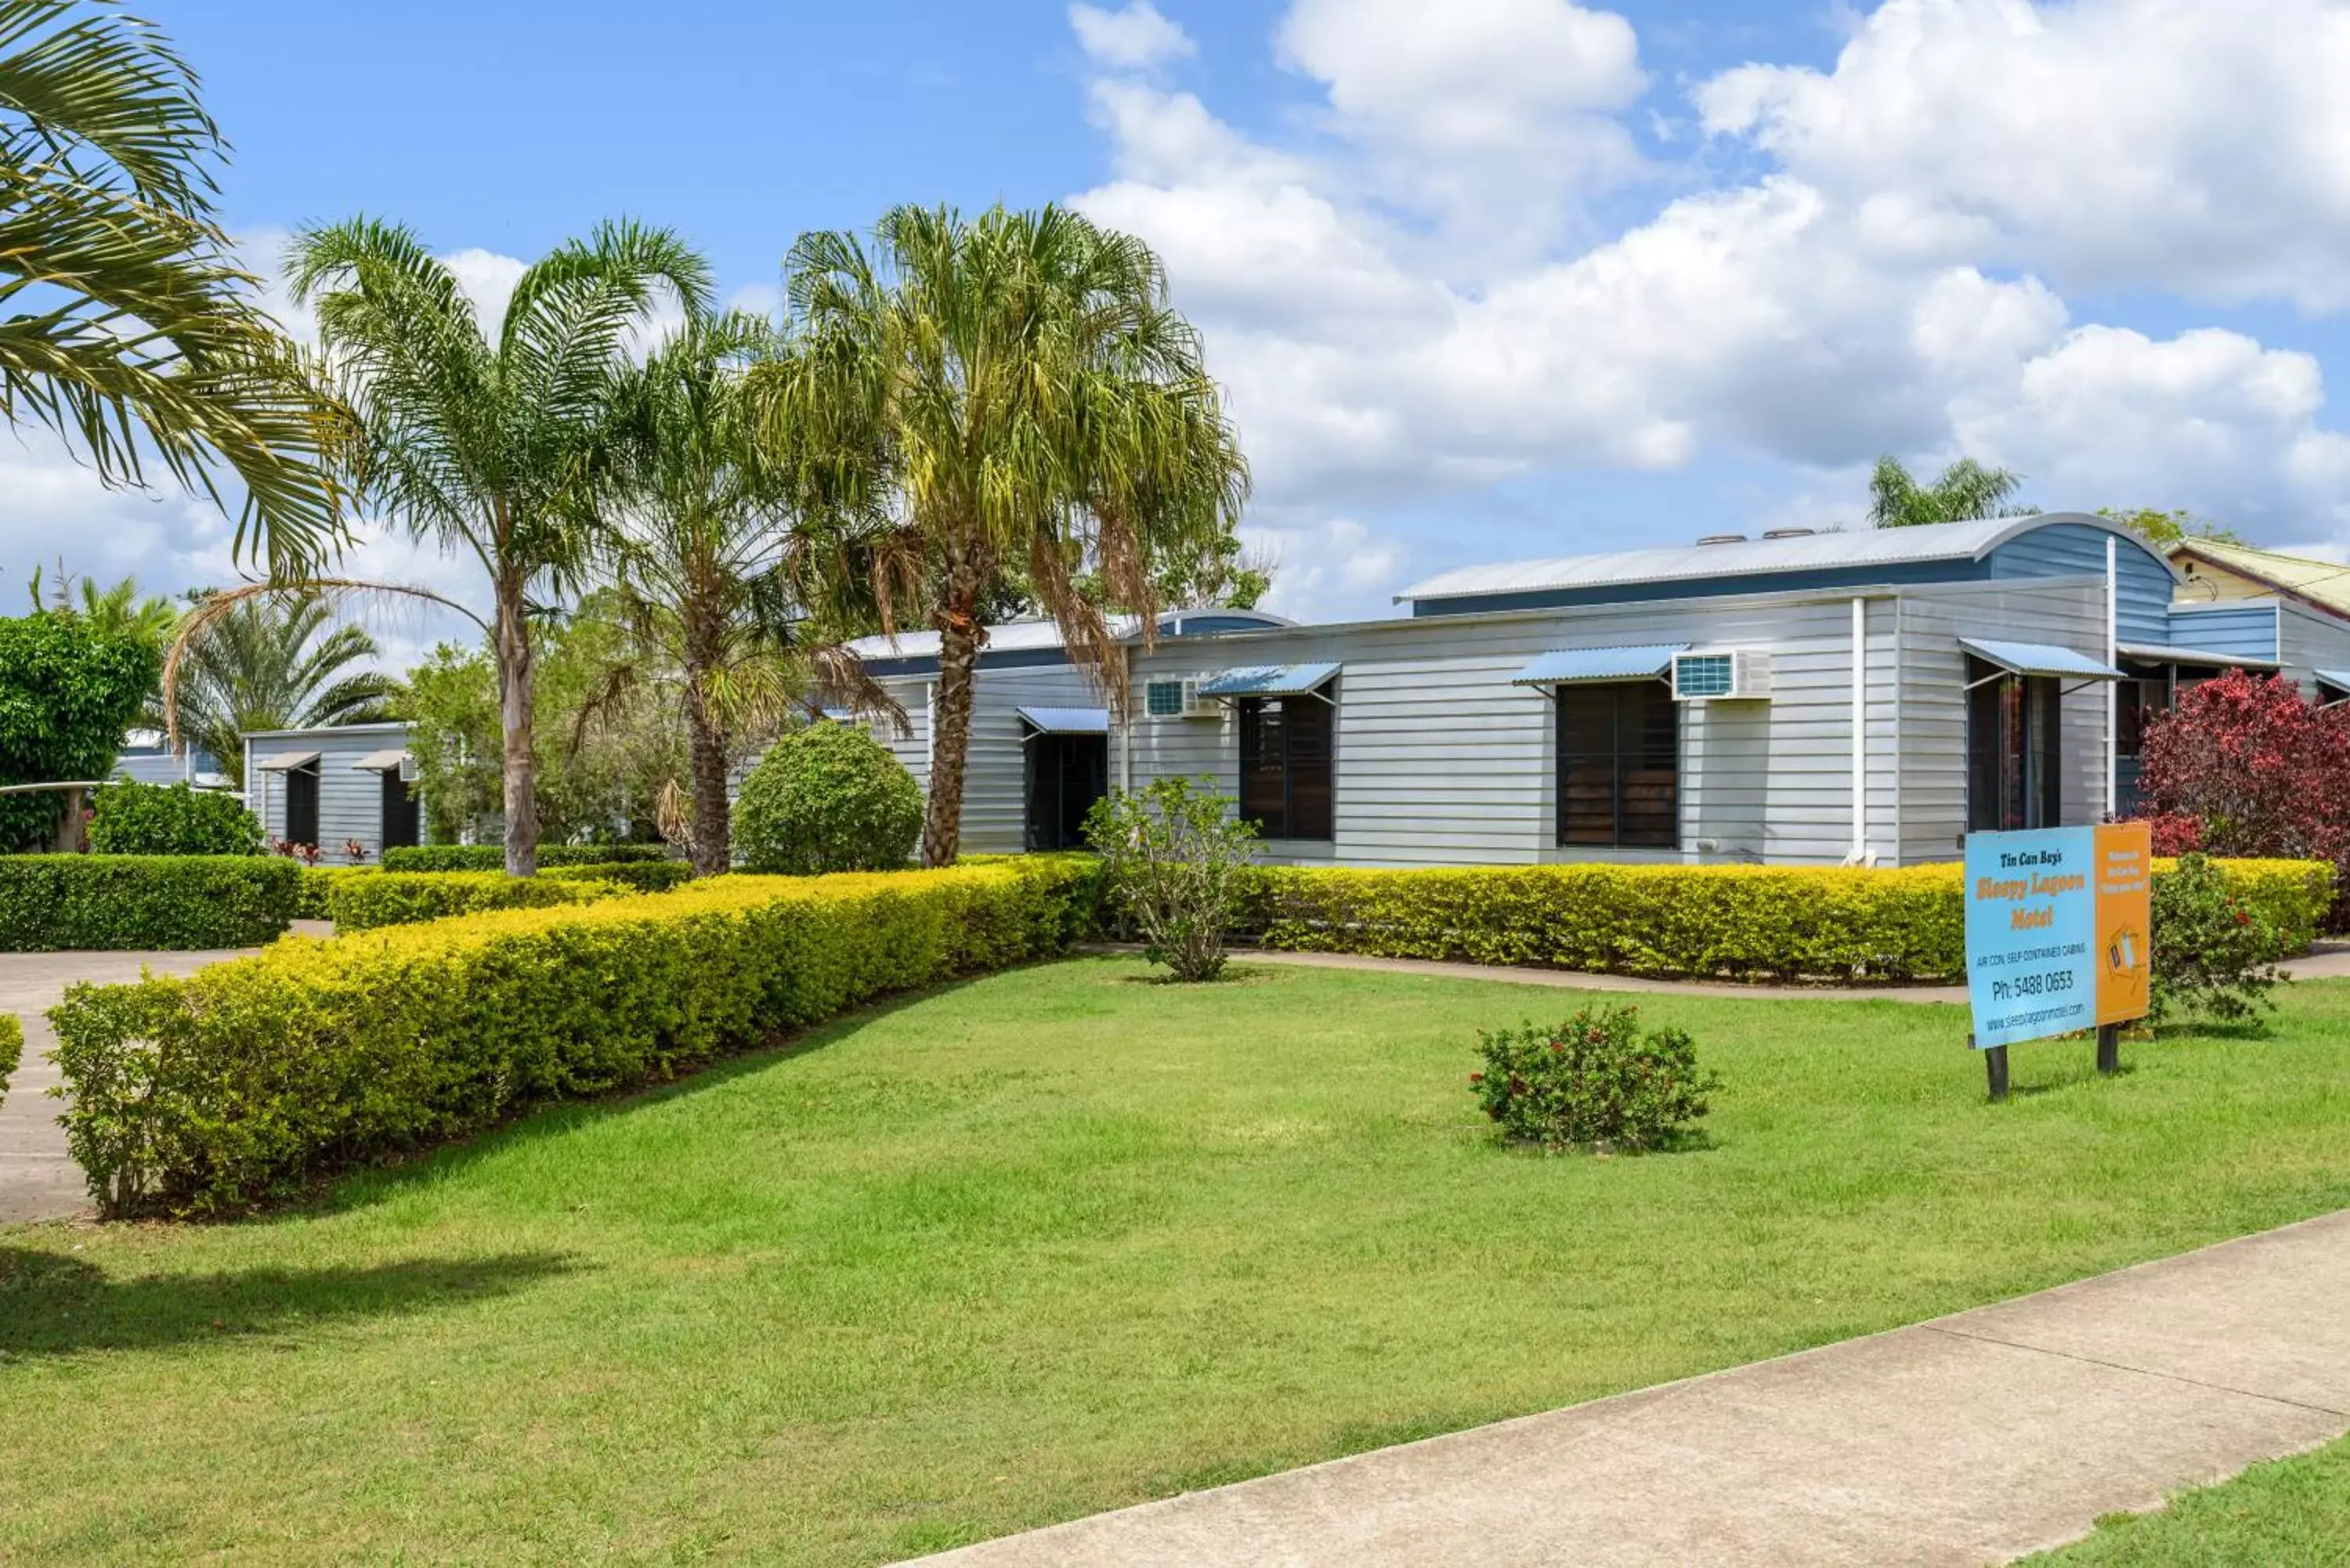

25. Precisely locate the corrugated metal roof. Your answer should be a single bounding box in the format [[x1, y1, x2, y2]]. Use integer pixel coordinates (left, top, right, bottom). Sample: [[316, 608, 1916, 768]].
[[848, 609, 1292, 661], [2170, 538, 2350, 620], [2316, 670, 2350, 693], [1197, 663, 1342, 698], [1510, 644, 1687, 686], [1396, 513, 2146, 605], [2114, 643, 2280, 670], [1015, 706, 1109, 735], [1961, 638, 2124, 681]]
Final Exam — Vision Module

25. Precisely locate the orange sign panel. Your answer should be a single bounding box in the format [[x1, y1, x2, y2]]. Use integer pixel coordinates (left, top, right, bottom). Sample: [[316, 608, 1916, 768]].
[[2092, 820, 2152, 1027]]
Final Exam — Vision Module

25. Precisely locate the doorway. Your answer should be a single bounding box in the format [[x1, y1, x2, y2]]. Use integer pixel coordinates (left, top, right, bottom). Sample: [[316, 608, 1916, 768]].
[[1026, 732, 1108, 851]]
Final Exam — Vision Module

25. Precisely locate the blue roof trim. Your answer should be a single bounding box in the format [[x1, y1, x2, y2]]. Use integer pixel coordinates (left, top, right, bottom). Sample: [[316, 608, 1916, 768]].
[[1409, 557, 2011, 616], [1510, 644, 1687, 685], [857, 645, 1075, 679], [1015, 706, 1109, 735], [1197, 662, 1342, 698], [1961, 638, 2124, 680]]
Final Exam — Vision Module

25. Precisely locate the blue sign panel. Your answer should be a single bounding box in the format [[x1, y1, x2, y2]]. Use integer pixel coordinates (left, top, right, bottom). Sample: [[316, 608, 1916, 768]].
[[1964, 827, 2097, 1049]]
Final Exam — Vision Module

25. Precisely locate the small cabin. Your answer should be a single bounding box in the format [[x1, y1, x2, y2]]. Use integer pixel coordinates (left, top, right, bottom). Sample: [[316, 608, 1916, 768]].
[[240, 721, 421, 863]]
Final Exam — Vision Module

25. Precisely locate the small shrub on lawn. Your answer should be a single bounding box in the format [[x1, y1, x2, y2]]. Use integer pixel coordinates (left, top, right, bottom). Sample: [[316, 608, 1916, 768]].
[[732, 722, 924, 875], [327, 869, 624, 931], [0, 1013, 20, 1115], [85, 782, 262, 856], [378, 843, 671, 872], [1472, 1003, 1720, 1154], [1084, 775, 1258, 981], [0, 855, 297, 951], [2151, 851, 2287, 1024]]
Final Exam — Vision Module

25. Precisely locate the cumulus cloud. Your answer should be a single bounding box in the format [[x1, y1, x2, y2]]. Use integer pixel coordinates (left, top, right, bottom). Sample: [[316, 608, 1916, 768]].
[[1069, 1, 1195, 69], [1065, 0, 2350, 616]]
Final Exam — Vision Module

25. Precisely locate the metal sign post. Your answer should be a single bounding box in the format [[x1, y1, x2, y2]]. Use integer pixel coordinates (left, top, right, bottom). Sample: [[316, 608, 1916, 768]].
[[1963, 822, 2152, 1100]]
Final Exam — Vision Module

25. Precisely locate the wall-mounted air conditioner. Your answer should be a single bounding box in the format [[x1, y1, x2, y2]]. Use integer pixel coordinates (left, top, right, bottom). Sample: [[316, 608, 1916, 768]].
[[1672, 649, 1773, 702], [1143, 677, 1217, 719]]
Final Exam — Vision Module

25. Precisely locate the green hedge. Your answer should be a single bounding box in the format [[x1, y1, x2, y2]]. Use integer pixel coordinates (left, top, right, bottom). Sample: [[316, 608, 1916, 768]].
[[327, 869, 624, 931], [542, 859, 696, 893], [1232, 858, 2334, 984], [0, 855, 298, 952], [293, 864, 376, 919], [0, 1012, 20, 1115], [379, 843, 671, 873], [50, 858, 1101, 1215]]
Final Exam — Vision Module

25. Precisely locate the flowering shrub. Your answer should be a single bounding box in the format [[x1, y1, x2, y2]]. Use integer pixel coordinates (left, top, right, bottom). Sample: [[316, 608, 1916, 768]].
[[2150, 851, 2286, 1024], [2140, 671, 2350, 923], [1471, 1003, 1719, 1153]]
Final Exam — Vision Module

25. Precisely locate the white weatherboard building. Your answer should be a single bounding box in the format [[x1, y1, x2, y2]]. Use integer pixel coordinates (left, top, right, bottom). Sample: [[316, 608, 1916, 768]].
[[242, 721, 421, 862], [851, 514, 2350, 869]]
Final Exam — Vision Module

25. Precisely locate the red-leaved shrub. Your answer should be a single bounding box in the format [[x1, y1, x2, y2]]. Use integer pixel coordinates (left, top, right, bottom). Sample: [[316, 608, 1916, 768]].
[[2138, 670, 2350, 923]]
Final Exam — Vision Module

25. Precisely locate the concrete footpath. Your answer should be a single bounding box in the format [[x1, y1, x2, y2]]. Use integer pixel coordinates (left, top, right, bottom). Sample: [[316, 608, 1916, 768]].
[[910, 1209, 2350, 1567]]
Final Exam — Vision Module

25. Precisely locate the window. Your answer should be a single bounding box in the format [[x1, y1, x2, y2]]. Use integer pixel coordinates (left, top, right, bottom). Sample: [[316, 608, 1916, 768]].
[[1236, 695, 1333, 840], [284, 762, 320, 847], [1965, 659, 2061, 832], [1556, 682, 1678, 848]]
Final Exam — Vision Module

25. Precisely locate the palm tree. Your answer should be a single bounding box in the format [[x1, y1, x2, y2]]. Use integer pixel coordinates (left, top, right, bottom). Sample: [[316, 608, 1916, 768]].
[[0, 0, 340, 572], [1867, 456, 2034, 528], [601, 311, 893, 876], [773, 204, 1249, 865], [168, 593, 400, 786], [280, 218, 710, 875]]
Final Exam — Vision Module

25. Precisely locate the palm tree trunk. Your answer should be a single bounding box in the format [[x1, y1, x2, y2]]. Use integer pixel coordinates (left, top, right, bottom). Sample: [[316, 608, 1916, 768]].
[[494, 574, 538, 878], [923, 585, 983, 868], [685, 674, 731, 877]]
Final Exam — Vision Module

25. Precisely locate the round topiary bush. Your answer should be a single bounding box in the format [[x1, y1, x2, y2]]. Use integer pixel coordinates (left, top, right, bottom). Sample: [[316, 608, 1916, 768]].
[[732, 722, 924, 874], [86, 781, 263, 855]]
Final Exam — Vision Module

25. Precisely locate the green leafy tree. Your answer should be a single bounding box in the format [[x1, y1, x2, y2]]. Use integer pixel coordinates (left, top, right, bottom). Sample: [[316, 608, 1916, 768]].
[[603, 312, 894, 875], [0, 0, 340, 573], [166, 593, 400, 786], [773, 203, 1249, 865], [732, 721, 923, 874], [0, 607, 157, 848], [1867, 456, 2034, 528], [2098, 507, 2247, 548], [279, 218, 710, 875]]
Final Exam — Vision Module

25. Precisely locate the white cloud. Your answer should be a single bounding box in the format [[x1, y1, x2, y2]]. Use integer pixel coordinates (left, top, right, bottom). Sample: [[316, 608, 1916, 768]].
[[1069, 1, 1195, 69], [1697, 0, 2350, 309], [1065, 0, 2350, 617], [1242, 516, 1410, 624]]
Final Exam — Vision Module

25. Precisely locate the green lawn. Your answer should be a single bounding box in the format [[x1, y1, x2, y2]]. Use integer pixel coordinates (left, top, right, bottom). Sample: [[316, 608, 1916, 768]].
[[2028, 1435, 2350, 1565], [5, 957, 2350, 1566]]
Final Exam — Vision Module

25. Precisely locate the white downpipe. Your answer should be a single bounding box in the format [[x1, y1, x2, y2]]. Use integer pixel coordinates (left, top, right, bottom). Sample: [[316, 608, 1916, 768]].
[[923, 680, 937, 782], [1847, 596, 1869, 865], [2106, 537, 2119, 822]]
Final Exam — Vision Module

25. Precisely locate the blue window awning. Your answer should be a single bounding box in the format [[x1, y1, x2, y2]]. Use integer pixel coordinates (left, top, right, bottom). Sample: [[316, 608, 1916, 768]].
[[1510, 644, 1687, 687], [1196, 663, 1341, 699], [2316, 670, 2350, 694], [1016, 706, 1109, 735], [1960, 638, 2124, 681], [2116, 643, 2280, 670]]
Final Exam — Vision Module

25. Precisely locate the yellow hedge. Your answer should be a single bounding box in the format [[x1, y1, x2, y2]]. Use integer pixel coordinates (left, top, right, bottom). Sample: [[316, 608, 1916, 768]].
[[49, 858, 1099, 1216], [327, 867, 624, 930], [1235, 857, 2333, 983]]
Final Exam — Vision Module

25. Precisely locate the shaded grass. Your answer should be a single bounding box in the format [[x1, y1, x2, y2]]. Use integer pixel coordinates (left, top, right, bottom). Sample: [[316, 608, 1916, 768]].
[[2027, 1434, 2350, 1565], [3, 956, 2350, 1565]]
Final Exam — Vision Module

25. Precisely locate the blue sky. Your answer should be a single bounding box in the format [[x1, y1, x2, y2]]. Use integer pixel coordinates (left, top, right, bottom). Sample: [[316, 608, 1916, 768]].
[[22, 0, 2350, 636]]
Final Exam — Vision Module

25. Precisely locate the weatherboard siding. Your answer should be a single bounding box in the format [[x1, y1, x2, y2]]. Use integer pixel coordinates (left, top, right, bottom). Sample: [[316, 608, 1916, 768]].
[[1983, 521, 2175, 647], [246, 724, 416, 863], [2166, 599, 2282, 662], [2279, 603, 2350, 697], [1895, 579, 2109, 865]]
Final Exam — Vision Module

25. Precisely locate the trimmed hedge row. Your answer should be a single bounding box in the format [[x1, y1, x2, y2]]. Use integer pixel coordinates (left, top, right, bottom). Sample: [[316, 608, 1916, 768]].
[[380, 843, 671, 873], [1231, 858, 2334, 983], [50, 857, 1101, 1214], [294, 864, 376, 919], [0, 856, 298, 952], [327, 869, 623, 931], [0, 1012, 20, 1114], [543, 859, 698, 894]]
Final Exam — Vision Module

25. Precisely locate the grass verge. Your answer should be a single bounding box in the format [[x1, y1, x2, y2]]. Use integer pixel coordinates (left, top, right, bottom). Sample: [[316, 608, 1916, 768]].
[[4, 957, 2349, 1565]]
